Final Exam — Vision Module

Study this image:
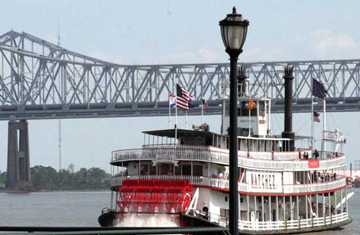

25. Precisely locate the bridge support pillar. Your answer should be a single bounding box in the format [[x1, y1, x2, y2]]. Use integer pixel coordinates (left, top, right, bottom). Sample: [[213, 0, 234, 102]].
[[6, 120, 32, 190]]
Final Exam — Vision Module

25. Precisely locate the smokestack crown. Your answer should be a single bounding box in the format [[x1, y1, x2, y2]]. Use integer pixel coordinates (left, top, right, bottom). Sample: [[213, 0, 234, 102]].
[[282, 66, 295, 151], [237, 66, 248, 97]]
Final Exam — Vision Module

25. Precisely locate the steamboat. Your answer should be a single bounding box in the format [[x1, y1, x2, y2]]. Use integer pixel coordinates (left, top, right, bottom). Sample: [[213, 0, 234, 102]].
[[99, 68, 352, 234]]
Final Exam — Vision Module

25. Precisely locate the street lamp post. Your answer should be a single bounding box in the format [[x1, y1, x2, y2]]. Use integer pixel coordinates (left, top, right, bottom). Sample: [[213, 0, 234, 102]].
[[219, 7, 249, 235]]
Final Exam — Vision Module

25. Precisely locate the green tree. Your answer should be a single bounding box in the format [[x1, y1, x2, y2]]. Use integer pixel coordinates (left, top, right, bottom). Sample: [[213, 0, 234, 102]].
[[31, 165, 58, 190], [30, 165, 110, 191], [0, 171, 7, 185], [68, 164, 75, 174]]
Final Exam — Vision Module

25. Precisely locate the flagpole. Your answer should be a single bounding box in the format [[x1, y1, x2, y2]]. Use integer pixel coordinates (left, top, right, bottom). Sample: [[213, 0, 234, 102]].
[[311, 79, 314, 150], [201, 101, 203, 124], [175, 103, 178, 143], [268, 99, 271, 135], [321, 98, 327, 158], [248, 103, 251, 137], [185, 110, 188, 129], [175, 77, 178, 144], [169, 96, 171, 129]]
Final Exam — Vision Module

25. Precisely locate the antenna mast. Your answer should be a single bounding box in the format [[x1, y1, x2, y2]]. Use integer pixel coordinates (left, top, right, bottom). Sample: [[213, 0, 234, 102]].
[[58, 21, 62, 171]]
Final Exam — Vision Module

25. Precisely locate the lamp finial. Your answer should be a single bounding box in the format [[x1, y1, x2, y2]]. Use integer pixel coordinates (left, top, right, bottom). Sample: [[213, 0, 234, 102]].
[[232, 7, 237, 14]]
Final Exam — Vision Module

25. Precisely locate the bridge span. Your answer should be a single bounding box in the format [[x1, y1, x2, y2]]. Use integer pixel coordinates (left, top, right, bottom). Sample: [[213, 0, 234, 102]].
[[1, 31, 360, 121], [1, 30, 360, 190]]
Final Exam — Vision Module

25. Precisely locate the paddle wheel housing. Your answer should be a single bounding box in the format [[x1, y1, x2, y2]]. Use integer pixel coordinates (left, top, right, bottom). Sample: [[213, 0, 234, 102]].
[[116, 180, 193, 213]]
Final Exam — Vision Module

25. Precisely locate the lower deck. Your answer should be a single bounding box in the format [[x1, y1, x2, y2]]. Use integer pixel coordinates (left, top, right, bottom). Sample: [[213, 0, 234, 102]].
[[183, 213, 352, 234], [110, 179, 352, 233], [187, 187, 351, 232]]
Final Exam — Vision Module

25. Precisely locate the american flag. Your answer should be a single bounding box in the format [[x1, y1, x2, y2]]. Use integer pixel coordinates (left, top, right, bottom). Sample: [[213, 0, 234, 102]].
[[313, 111, 320, 122], [313, 78, 327, 99], [202, 99, 208, 110], [176, 84, 191, 110]]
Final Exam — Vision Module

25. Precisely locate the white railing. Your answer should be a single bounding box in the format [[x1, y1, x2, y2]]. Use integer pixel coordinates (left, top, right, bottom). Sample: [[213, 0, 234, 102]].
[[248, 151, 272, 160], [273, 151, 300, 160], [112, 145, 222, 162], [323, 130, 345, 142], [283, 177, 346, 194], [319, 156, 346, 169], [111, 175, 346, 194], [238, 157, 307, 170], [111, 145, 345, 171], [190, 210, 349, 231], [238, 212, 348, 231]]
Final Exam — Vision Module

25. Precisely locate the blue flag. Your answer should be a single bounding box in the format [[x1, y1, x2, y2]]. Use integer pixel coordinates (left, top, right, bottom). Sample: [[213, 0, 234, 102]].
[[188, 99, 195, 108], [313, 78, 327, 99]]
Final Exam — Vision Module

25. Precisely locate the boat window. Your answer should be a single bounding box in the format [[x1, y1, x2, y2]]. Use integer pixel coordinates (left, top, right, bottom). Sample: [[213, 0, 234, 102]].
[[160, 164, 167, 175], [240, 101, 258, 117], [183, 137, 206, 146], [182, 165, 191, 175], [251, 105, 257, 117], [158, 164, 173, 175], [220, 208, 230, 218], [241, 101, 249, 116], [140, 164, 149, 175], [193, 165, 203, 176], [175, 166, 181, 175], [150, 165, 156, 175], [205, 137, 212, 146], [259, 101, 265, 117]]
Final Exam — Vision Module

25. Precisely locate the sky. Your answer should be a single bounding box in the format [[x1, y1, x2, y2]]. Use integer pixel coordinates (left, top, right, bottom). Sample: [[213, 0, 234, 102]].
[[1, 0, 360, 172]]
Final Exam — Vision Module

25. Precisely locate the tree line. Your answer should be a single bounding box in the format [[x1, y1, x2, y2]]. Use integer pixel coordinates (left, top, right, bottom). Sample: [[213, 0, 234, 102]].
[[0, 164, 111, 191]]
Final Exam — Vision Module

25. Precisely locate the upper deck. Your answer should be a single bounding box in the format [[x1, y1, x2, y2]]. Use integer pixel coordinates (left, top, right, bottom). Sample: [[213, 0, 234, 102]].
[[111, 144, 345, 171], [111, 128, 344, 171]]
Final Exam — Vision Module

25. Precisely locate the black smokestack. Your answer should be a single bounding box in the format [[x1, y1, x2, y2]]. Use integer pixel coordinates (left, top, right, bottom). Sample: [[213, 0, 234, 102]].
[[237, 66, 247, 97], [282, 66, 295, 151]]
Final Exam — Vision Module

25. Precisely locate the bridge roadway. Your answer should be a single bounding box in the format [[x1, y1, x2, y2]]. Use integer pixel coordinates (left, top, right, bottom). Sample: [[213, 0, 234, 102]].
[[1, 31, 360, 120]]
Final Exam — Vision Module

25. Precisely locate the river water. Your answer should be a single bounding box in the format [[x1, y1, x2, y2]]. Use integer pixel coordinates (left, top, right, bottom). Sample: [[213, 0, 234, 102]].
[[0, 189, 359, 234]]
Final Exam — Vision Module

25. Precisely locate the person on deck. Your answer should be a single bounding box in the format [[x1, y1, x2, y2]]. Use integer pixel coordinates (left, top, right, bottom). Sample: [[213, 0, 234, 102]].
[[314, 149, 319, 159]]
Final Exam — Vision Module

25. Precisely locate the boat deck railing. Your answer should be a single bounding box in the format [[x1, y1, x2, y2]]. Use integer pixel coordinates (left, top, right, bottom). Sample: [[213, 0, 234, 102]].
[[111, 145, 345, 170], [111, 174, 347, 194], [189, 209, 349, 231]]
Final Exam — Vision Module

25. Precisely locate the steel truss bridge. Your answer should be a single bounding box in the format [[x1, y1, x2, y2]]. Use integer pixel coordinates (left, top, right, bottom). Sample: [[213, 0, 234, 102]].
[[1, 30, 360, 120]]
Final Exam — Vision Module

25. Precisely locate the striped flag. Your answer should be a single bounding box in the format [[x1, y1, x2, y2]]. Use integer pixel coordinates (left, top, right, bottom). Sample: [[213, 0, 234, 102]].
[[202, 99, 208, 110], [176, 84, 191, 110]]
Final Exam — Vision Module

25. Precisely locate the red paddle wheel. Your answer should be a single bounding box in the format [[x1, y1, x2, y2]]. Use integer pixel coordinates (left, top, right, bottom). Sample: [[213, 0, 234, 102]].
[[116, 179, 193, 213]]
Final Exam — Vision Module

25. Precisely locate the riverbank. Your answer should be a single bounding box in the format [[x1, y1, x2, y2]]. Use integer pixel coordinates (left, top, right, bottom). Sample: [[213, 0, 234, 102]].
[[0, 188, 109, 193]]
